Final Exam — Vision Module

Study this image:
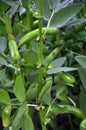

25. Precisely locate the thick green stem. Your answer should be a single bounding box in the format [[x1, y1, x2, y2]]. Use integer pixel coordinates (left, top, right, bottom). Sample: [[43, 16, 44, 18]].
[[18, 27, 58, 48], [38, 0, 44, 92], [39, 110, 47, 130], [38, 0, 43, 63]]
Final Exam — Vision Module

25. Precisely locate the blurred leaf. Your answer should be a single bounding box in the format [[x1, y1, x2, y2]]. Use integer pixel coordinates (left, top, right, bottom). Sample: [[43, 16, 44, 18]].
[[14, 74, 25, 102], [47, 67, 77, 74], [56, 85, 67, 96], [51, 57, 66, 67], [50, 4, 82, 28], [23, 49, 38, 67], [0, 56, 8, 66], [78, 67, 86, 90], [75, 31, 86, 42], [22, 114, 34, 130], [38, 80, 52, 102], [67, 19, 86, 26], [56, 95, 76, 106], [41, 87, 52, 105], [2, 0, 18, 6], [48, 0, 73, 12], [12, 104, 27, 127], [26, 83, 38, 100], [75, 55, 86, 68], [2, 105, 11, 127], [0, 1, 8, 14], [0, 69, 5, 81], [2, 14, 12, 34], [7, 4, 19, 18], [0, 89, 11, 104], [0, 37, 7, 53]]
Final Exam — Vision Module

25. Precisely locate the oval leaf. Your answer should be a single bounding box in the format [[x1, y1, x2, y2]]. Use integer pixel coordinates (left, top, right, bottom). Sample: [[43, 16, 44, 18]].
[[0, 89, 11, 104], [0, 37, 7, 53], [14, 74, 25, 102], [22, 114, 34, 130], [23, 49, 38, 66], [50, 3, 82, 28], [47, 67, 77, 74], [75, 55, 86, 68]]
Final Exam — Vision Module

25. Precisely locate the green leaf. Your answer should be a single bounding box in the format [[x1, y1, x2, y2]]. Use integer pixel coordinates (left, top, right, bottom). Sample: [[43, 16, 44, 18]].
[[0, 1, 8, 14], [0, 37, 7, 53], [14, 74, 25, 102], [50, 3, 82, 28], [0, 56, 8, 66], [41, 87, 52, 105], [78, 67, 86, 90], [76, 31, 86, 42], [47, 67, 77, 74], [56, 85, 67, 96], [56, 95, 76, 106], [23, 49, 38, 67], [0, 89, 11, 104], [2, 14, 12, 34], [22, 114, 34, 130], [26, 83, 38, 100], [38, 80, 52, 102], [0, 69, 5, 81], [75, 55, 86, 68], [12, 119, 23, 130], [2, 105, 11, 127], [12, 105, 27, 127], [51, 57, 66, 67]]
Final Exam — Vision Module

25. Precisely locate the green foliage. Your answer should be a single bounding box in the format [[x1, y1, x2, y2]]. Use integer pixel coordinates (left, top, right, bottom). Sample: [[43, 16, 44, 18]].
[[0, 0, 86, 130]]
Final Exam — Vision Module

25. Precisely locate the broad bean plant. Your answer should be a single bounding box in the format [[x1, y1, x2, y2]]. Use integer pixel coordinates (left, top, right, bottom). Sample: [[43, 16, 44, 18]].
[[0, 0, 86, 130]]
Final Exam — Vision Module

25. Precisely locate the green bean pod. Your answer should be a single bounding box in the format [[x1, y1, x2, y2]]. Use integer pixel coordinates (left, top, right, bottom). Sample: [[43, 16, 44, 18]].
[[80, 118, 86, 130], [64, 105, 85, 119], [9, 40, 20, 61], [18, 27, 58, 48], [43, 48, 59, 76], [60, 73, 76, 84]]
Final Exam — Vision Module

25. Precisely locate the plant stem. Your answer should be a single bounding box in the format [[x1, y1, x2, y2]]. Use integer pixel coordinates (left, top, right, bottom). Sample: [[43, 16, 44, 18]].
[[38, 0, 43, 62], [38, 0, 44, 91]]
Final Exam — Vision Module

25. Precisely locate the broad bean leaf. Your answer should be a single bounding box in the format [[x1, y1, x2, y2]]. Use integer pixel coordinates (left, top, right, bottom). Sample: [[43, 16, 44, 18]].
[[78, 67, 86, 90], [50, 3, 82, 28], [22, 114, 34, 130], [0, 69, 5, 81], [75, 55, 86, 68], [26, 83, 38, 100], [12, 105, 27, 127], [0, 56, 8, 66], [2, 105, 11, 127], [51, 57, 66, 67], [14, 74, 25, 102], [0, 89, 11, 104], [47, 67, 77, 74], [23, 49, 38, 67], [7, 4, 19, 18], [0, 37, 7, 53]]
